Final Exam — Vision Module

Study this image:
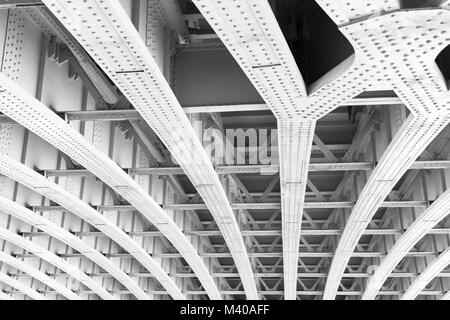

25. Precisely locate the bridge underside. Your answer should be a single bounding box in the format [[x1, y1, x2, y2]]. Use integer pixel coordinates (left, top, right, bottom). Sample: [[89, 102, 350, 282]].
[[0, 0, 449, 300]]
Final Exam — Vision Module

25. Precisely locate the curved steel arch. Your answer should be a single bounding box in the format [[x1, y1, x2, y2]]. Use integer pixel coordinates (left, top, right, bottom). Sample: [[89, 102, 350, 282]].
[[313, 1, 450, 299], [0, 251, 80, 300], [324, 115, 448, 299], [0, 272, 46, 300], [191, 0, 450, 300], [0, 195, 149, 299], [401, 248, 450, 300], [363, 189, 450, 299], [192, 0, 312, 300], [0, 72, 220, 299], [192, 0, 450, 301], [0, 226, 113, 300], [0, 155, 184, 300], [42, 0, 256, 299]]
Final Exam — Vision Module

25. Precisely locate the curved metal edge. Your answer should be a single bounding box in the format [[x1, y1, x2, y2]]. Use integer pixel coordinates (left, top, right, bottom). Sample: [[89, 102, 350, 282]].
[[0, 251, 80, 300], [0, 226, 114, 300], [0, 271, 46, 300], [363, 189, 450, 299], [0, 69, 220, 299], [0, 155, 184, 300], [0, 196, 148, 299]]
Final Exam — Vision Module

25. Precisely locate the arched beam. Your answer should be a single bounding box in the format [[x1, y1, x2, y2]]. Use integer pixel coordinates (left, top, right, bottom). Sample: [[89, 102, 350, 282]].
[[0, 251, 80, 300], [401, 248, 450, 300], [363, 189, 450, 299], [0, 226, 113, 300], [0, 155, 184, 300], [0, 72, 219, 299], [192, 0, 450, 301], [41, 0, 254, 299], [324, 115, 448, 299], [0, 271, 46, 300], [23, 6, 119, 105], [0, 195, 148, 299], [192, 0, 312, 300], [314, 2, 450, 299]]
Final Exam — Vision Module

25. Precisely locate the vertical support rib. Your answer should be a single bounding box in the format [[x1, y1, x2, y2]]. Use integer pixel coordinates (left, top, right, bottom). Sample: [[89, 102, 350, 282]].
[[364, 189, 450, 299], [279, 119, 315, 299], [192, 0, 312, 299], [0, 226, 114, 300], [0, 251, 80, 300], [0, 155, 184, 300], [42, 0, 256, 299], [23, 7, 119, 105]]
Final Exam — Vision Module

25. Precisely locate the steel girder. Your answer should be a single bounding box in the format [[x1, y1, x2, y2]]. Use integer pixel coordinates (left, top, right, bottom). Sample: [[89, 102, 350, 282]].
[[0, 226, 114, 299], [357, 187, 450, 299], [41, 0, 258, 299], [191, 0, 315, 300], [0, 155, 185, 299], [0, 251, 80, 300], [0, 194, 150, 299], [0, 73, 219, 299]]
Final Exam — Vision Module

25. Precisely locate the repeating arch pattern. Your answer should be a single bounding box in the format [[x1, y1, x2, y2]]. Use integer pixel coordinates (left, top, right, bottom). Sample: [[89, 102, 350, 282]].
[[0, 195, 149, 299], [401, 247, 450, 300], [0, 226, 114, 300], [0, 271, 45, 300], [0, 155, 184, 300], [363, 189, 450, 299], [0, 72, 220, 299], [41, 0, 257, 299], [0, 251, 80, 300]]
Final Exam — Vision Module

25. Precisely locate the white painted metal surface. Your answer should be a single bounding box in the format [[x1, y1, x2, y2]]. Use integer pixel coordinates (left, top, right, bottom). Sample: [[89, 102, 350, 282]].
[[314, 1, 450, 299], [363, 189, 450, 299], [148, 0, 190, 43], [0, 226, 114, 300], [0, 0, 449, 301], [0, 271, 45, 300], [401, 247, 450, 300], [0, 251, 80, 300], [0, 72, 219, 299], [191, 0, 314, 300], [0, 290, 12, 300], [0, 155, 184, 300], [41, 0, 257, 299], [0, 195, 149, 299], [23, 6, 119, 105]]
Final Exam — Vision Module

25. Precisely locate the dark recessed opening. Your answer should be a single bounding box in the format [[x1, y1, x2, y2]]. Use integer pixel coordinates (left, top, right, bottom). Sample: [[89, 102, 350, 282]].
[[399, 0, 445, 9], [436, 44, 450, 88], [178, 0, 201, 14], [271, 0, 354, 86]]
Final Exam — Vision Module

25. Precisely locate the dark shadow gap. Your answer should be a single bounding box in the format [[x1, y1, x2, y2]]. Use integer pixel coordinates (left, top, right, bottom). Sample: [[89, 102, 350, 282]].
[[436, 44, 450, 90], [271, 0, 355, 86]]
